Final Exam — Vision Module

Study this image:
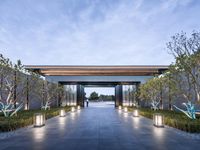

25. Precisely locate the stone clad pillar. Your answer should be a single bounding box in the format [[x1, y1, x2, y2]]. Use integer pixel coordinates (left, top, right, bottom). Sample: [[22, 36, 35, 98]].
[[77, 84, 84, 107], [115, 85, 123, 107]]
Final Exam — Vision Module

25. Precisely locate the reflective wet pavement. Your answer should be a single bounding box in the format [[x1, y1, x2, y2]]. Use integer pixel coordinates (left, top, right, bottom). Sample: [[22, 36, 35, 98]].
[[0, 102, 199, 150]]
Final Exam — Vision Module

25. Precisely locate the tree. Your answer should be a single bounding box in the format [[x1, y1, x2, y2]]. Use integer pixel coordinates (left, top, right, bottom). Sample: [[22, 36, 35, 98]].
[[99, 94, 114, 101], [0, 54, 24, 117], [167, 31, 200, 102], [166, 31, 200, 119], [41, 80, 58, 110], [89, 91, 99, 101], [139, 76, 167, 110], [163, 69, 178, 110]]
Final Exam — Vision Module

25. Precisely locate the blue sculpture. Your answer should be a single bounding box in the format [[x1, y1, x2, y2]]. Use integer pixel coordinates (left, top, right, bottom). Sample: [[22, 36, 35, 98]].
[[0, 102, 23, 117], [151, 100, 160, 110], [41, 101, 51, 110], [173, 101, 196, 119]]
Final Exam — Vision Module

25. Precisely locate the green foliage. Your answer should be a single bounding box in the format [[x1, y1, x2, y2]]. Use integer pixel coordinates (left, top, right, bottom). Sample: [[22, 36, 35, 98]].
[[89, 91, 99, 101], [139, 76, 168, 109], [99, 94, 114, 101], [129, 108, 200, 133], [139, 77, 161, 101], [167, 31, 200, 102], [0, 107, 71, 132], [0, 54, 65, 113], [139, 31, 200, 110]]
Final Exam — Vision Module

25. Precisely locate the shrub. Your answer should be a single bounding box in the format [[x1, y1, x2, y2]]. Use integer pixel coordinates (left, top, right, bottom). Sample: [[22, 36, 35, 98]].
[[129, 107, 200, 133], [0, 107, 71, 132]]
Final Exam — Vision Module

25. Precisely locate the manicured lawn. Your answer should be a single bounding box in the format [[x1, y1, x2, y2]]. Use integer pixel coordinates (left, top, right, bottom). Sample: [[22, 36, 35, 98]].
[[0, 107, 71, 132], [129, 107, 200, 133]]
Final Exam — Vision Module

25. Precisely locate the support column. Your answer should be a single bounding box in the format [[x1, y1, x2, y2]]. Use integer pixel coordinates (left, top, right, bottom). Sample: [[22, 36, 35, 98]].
[[77, 84, 84, 107], [115, 85, 122, 107], [136, 83, 141, 107], [57, 83, 62, 107]]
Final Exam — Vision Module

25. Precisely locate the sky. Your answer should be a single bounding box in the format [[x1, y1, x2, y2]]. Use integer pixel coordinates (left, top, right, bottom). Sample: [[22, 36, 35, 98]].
[[85, 87, 115, 97], [0, 0, 200, 66], [1, 0, 199, 96]]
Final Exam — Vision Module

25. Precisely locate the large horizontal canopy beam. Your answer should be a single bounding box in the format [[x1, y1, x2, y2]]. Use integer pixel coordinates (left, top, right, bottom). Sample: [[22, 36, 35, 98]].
[[25, 65, 168, 76]]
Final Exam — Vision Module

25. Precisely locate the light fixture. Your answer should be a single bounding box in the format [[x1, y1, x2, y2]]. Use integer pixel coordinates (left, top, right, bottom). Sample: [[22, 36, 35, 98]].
[[24, 103, 29, 110], [153, 113, 164, 127], [123, 107, 128, 113], [77, 105, 81, 110], [60, 109, 66, 117], [34, 113, 45, 127], [118, 105, 122, 110], [132, 109, 139, 117], [71, 106, 75, 112]]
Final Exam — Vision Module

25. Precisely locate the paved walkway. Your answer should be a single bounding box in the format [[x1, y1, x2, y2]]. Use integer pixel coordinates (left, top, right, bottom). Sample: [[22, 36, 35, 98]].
[[0, 102, 199, 150]]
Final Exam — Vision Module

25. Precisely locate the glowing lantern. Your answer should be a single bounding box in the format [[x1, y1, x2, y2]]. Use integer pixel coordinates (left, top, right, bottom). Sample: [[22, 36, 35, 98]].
[[60, 109, 66, 117], [153, 113, 164, 127], [118, 105, 122, 110], [123, 107, 128, 113], [77, 105, 81, 110], [133, 109, 139, 117], [71, 106, 75, 112], [34, 113, 45, 127]]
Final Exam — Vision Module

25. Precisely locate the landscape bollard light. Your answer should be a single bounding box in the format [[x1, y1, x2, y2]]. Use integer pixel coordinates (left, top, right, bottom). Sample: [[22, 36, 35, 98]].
[[153, 113, 164, 127], [77, 105, 81, 110], [124, 107, 128, 113], [71, 106, 75, 112], [118, 105, 122, 110], [60, 109, 66, 117], [133, 109, 139, 117], [34, 113, 45, 127]]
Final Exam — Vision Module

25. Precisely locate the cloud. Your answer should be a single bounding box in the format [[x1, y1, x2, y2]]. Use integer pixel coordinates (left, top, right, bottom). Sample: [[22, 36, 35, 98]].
[[0, 0, 199, 65]]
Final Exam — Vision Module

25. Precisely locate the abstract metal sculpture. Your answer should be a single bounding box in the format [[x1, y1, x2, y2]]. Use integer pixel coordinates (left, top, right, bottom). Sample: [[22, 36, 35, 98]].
[[151, 100, 160, 110], [41, 101, 51, 110], [0, 102, 23, 117], [173, 101, 196, 119]]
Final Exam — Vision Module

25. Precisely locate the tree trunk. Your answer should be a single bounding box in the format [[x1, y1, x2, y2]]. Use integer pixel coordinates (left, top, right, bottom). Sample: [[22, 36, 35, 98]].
[[159, 81, 163, 109], [14, 71, 17, 108], [26, 75, 29, 110]]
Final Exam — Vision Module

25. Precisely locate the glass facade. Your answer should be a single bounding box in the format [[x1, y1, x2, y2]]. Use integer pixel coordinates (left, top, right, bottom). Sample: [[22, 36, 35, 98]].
[[122, 85, 137, 106], [63, 85, 77, 106]]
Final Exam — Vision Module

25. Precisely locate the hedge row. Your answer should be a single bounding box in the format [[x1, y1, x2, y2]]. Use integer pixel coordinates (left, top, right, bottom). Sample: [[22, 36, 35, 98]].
[[0, 107, 71, 132], [129, 107, 200, 133]]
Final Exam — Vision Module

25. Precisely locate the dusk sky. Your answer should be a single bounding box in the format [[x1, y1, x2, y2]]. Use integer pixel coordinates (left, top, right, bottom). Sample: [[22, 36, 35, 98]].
[[0, 0, 200, 95], [1, 0, 200, 66]]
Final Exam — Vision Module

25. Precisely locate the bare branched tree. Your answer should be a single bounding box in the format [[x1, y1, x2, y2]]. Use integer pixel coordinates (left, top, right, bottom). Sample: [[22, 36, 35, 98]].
[[0, 54, 24, 117]]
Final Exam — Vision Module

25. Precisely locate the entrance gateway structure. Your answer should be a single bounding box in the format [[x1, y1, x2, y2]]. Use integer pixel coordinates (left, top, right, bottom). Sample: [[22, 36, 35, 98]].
[[25, 65, 168, 107]]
